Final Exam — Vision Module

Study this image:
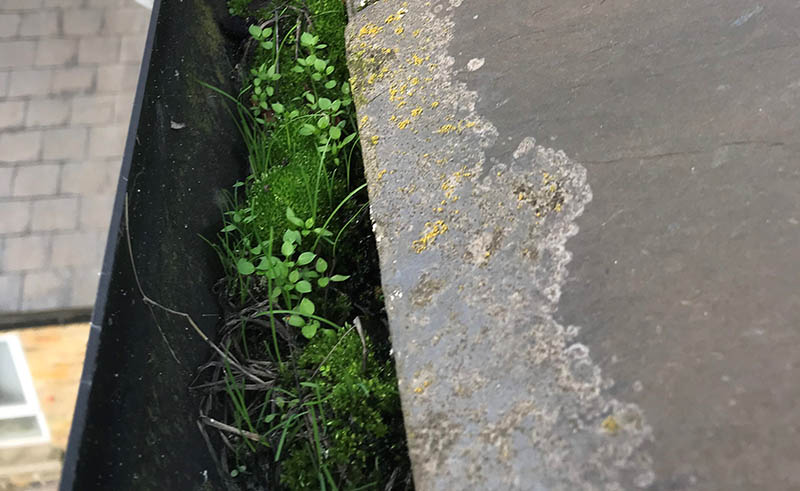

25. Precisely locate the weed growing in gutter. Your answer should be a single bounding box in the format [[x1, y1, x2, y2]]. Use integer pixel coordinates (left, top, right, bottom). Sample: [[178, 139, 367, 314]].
[[196, 1, 413, 489]]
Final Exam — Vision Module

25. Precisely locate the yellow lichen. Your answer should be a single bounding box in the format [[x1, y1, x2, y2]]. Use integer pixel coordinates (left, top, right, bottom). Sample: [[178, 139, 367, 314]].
[[360, 115, 369, 125], [412, 29, 421, 37], [397, 119, 410, 129], [601, 415, 619, 435], [395, 26, 405, 35], [430, 101, 440, 109], [370, 135, 380, 145], [411, 107, 423, 117], [384, 8, 407, 24], [437, 124, 457, 135], [358, 23, 384, 38], [410, 76, 420, 85], [377, 168, 388, 180], [412, 220, 449, 253]]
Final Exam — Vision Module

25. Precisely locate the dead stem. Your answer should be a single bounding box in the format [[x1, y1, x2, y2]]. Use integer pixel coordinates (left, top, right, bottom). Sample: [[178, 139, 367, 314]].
[[200, 415, 264, 443]]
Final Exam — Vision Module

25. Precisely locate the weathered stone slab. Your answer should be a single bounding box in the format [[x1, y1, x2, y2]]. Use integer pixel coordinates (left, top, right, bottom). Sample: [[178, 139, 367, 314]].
[[348, 1, 800, 489]]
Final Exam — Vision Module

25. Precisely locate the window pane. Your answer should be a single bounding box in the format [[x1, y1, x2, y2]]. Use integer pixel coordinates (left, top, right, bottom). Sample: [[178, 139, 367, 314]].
[[0, 416, 43, 442], [0, 341, 26, 406]]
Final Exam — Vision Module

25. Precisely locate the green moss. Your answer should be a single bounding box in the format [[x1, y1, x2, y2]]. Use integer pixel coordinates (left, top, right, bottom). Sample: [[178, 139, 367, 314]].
[[248, 136, 316, 234], [279, 329, 408, 489], [239, 0, 355, 240], [306, 0, 347, 64]]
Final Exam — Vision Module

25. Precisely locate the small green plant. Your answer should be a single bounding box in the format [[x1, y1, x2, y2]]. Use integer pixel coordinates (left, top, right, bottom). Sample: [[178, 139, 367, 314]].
[[248, 26, 282, 123], [231, 206, 349, 338]]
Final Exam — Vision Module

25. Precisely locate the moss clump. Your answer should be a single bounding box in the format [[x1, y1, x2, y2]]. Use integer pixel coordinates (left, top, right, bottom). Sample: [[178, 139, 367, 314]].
[[279, 329, 409, 489], [247, 131, 327, 236]]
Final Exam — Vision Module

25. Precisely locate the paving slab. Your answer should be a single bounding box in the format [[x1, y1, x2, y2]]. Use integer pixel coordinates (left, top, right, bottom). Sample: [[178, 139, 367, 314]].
[[348, 1, 800, 489]]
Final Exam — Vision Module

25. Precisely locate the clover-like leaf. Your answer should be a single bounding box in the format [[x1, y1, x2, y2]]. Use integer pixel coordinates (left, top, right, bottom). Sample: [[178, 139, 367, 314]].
[[301, 321, 318, 339], [297, 252, 316, 266], [298, 297, 315, 316], [300, 32, 316, 47], [248, 25, 263, 38], [281, 241, 295, 257], [286, 207, 305, 227], [236, 258, 255, 275], [300, 324, 319, 339]]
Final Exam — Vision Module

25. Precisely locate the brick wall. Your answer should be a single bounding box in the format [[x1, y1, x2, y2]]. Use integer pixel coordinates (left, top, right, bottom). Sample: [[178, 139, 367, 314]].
[[0, 0, 150, 314]]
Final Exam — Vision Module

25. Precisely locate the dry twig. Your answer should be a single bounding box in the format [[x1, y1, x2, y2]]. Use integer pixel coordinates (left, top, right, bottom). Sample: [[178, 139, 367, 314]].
[[200, 415, 264, 443]]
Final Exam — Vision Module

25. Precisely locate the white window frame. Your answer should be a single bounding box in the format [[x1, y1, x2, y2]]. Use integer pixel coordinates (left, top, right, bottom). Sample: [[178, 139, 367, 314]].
[[0, 333, 50, 448]]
